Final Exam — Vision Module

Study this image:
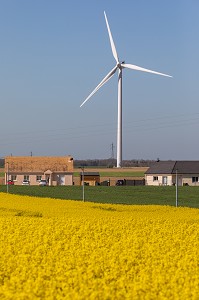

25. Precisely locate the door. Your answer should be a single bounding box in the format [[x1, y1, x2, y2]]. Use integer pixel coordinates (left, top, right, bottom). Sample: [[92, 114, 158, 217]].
[[45, 175, 50, 185], [59, 175, 65, 186], [178, 176, 182, 186], [162, 176, 168, 185]]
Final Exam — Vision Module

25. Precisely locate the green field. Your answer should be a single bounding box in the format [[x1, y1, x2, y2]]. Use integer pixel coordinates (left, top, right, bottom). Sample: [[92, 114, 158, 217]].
[[0, 185, 198, 208], [73, 171, 145, 177]]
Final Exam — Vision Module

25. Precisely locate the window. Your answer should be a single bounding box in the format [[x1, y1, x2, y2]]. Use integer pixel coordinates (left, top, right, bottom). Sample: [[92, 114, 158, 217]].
[[36, 175, 42, 181], [11, 175, 17, 181], [192, 177, 198, 183], [24, 175, 29, 181], [153, 176, 158, 181]]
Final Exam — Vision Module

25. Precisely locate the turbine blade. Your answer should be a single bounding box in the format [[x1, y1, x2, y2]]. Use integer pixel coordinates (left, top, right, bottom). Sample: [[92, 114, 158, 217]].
[[121, 63, 172, 78], [80, 66, 117, 107], [104, 11, 119, 63]]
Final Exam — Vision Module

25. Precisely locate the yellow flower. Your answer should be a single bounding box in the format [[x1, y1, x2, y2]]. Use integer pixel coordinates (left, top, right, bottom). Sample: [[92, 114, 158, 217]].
[[0, 192, 198, 299]]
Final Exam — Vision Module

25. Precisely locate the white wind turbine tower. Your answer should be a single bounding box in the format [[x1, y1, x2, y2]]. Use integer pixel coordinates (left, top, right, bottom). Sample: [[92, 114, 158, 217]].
[[80, 11, 172, 168]]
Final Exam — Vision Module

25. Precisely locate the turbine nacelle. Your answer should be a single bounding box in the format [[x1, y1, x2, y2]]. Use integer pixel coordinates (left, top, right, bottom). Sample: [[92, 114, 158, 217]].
[[117, 61, 125, 69]]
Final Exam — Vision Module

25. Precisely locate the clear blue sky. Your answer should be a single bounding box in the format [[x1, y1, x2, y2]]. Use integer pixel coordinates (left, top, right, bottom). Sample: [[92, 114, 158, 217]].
[[1, 0, 199, 161]]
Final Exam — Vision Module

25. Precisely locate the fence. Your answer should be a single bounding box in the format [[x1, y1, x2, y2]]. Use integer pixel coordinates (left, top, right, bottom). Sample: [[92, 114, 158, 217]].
[[0, 185, 198, 208]]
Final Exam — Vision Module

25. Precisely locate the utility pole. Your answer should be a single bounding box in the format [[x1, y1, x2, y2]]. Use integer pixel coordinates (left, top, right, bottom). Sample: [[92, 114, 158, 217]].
[[110, 143, 115, 159]]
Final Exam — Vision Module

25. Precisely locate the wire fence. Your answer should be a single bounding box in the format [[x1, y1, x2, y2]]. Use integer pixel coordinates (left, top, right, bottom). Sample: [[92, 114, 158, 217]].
[[0, 185, 198, 208]]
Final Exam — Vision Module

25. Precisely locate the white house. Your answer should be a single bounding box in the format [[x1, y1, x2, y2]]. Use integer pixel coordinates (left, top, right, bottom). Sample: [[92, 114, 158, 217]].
[[145, 161, 199, 186]]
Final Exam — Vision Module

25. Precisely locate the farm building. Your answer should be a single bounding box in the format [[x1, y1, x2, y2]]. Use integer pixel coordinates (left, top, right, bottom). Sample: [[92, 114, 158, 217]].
[[145, 160, 199, 186], [80, 172, 100, 186], [5, 156, 74, 186]]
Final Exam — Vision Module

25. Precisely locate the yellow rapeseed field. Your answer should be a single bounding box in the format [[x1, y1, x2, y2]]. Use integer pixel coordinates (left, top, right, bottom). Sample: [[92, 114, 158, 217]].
[[0, 192, 198, 299]]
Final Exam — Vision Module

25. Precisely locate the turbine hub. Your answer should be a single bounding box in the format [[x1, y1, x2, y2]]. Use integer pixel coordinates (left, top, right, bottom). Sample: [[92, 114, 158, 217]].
[[117, 61, 125, 69]]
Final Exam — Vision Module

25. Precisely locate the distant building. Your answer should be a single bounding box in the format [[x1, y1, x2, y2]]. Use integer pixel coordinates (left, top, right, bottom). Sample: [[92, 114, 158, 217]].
[[145, 161, 199, 186], [80, 172, 100, 186], [5, 156, 73, 186]]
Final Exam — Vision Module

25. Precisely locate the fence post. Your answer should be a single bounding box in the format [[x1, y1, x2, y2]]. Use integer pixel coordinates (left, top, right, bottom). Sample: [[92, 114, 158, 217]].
[[79, 166, 85, 202], [176, 169, 178, 207], [6, 162, 9, 193]]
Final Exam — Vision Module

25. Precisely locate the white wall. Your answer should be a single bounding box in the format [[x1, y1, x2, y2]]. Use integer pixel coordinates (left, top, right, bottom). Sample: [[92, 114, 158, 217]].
[[146, 173, 199, 186], [145, 175, 173, 186]]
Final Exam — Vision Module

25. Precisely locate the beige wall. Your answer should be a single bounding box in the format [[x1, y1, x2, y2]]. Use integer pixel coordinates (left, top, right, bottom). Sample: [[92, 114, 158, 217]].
[[6, 174, 41, 185], [6, 173, 73, 186], [146, 173, 199, 186], [181, 174, 199, 186], [65, 174, 73, 185], [145, 174, 173, 186]]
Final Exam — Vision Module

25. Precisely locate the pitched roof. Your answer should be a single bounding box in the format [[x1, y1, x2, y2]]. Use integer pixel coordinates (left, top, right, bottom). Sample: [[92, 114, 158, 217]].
[[173, 161, 199, 174], [5, 156, 73, 173], [145, 161, 199, 174], [145, 161, 176, 174]]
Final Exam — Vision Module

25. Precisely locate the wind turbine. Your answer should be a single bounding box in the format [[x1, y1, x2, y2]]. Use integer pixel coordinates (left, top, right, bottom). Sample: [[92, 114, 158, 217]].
[[80, 11, 172, 168]]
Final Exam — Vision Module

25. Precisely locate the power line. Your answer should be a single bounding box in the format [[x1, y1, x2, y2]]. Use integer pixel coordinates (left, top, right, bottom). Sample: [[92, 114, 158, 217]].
[[1, 112, 199, 148]]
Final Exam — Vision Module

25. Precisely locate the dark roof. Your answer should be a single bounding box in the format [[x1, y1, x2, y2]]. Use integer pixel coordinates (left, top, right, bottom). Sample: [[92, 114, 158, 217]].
[[145, 161, 176, 174], [145, 161, 199, 174], [173, 161, 199, 174]]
